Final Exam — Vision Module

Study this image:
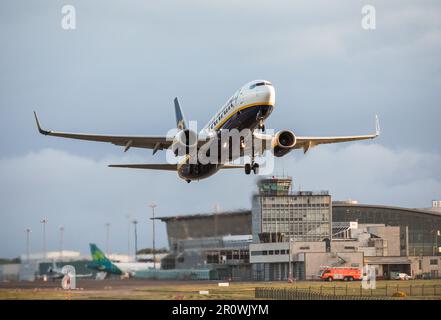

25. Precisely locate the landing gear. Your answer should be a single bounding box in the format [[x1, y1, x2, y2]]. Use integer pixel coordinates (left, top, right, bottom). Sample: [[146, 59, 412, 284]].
[[244, 128, 260, 175], [244, 163, 259, 175], [256, 109, 266, 132], [258, 118, 265, 132]]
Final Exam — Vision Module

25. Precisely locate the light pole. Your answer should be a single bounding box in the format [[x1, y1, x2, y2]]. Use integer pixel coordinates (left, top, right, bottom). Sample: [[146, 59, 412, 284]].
[[105, 223, 111, 256], [213, 203, 220, 237], [288, 237, 293, 282], [133, 220, 138, 261], [59, 226, 64, 259], [149, 202, 157, 269], [125, 214, 131, 262], [40, 218, 48, 260], [25, 228, 31, 262]]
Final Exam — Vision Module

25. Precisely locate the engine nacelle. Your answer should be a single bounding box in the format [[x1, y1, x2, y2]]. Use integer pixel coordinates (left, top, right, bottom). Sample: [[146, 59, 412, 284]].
[[272, 130, 296, 157], [172, 129, 198, 156]]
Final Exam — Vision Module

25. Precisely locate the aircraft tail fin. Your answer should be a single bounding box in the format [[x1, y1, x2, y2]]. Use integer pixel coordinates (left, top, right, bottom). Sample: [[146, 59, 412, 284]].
[[90, 243, 111, 263], [174, 97, 187, 130]]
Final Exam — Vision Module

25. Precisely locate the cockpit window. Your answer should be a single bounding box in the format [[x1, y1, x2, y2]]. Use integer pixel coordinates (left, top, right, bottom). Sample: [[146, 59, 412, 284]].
[[250, 82, 273, 90]]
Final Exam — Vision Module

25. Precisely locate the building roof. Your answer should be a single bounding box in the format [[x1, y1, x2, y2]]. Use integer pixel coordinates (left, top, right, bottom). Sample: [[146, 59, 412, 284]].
[[157, 203, 441, 223], [333, 203, 441, 218], [155, 209, 251, 222], [20, 250, 82, 261]]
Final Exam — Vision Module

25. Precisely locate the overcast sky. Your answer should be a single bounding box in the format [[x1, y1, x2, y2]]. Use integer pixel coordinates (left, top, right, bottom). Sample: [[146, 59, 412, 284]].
[[1, 1, 440, 258]]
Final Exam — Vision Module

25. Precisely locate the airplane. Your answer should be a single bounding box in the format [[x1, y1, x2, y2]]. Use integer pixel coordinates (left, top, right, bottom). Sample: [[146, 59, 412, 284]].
[[34, 80, 380, 183], [46, 260, 93, 280], [86, 243, 156, 278]]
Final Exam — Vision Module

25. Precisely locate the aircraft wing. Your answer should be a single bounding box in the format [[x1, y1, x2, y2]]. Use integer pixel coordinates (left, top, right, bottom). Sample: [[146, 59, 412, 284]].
[[294, 134, 377, 153], [256, 115, 380, 154], [295, 116, 380, 153], [34, 112, 172, 153], [108, 164, 178, 170]]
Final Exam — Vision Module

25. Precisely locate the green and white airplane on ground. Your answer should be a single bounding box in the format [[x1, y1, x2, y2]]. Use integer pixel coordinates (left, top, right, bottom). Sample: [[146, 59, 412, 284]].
[[87, 243, 155, 278]]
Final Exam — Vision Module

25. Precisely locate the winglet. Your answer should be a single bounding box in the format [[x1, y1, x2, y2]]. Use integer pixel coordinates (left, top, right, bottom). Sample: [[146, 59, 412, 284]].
[[375, 114, 381, 136], [33, 111, 50, 135]]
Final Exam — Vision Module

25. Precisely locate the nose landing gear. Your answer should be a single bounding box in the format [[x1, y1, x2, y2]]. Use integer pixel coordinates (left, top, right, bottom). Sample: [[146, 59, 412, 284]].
[[256, 109, 266, 132], [258, 118, 265, 132]]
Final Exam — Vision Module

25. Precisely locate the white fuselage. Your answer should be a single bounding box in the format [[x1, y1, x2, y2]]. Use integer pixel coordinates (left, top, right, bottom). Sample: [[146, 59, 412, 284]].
[[177, 80, 275, 181], [203, 80, 275, 133], [114, 262, 159, 274]]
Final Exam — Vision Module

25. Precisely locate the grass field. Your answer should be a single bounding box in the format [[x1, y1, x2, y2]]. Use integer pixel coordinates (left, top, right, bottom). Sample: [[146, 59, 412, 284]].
[[1, 279, 441, 300]]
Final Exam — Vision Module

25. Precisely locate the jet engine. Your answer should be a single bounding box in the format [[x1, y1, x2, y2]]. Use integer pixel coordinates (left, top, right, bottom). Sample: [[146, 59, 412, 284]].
[[272, 130, 296, 157]]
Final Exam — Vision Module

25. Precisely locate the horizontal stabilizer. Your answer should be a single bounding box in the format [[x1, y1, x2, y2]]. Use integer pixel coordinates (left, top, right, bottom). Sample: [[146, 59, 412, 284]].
[[109, 163, 245, 171], [222, 164, 245, 169], [108, 164, 178, 171]]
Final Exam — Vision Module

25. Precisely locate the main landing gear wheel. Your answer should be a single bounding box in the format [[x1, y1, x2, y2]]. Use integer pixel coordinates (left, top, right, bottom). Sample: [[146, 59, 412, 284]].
[[245, 163, 251, 175], [245, 163, 259, 175]]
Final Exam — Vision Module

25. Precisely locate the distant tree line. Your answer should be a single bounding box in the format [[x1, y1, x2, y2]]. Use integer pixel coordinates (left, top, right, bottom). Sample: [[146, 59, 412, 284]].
[[0, 257, 20, 265]]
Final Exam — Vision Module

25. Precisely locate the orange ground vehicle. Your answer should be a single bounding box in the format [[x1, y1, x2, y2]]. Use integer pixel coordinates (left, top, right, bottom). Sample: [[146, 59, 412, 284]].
[[319, 267, 362, 281]]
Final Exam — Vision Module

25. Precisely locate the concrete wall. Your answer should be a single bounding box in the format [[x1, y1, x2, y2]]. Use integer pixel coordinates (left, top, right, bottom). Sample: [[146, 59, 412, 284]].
[[250, 241, 326, 264], [365, 225, 401, 256], [0, 264, 20, 281], [410, 256, 441, 277], [292, 242, 326, 253], [358, 247, 377, 257], [331, 240, 361, 253]]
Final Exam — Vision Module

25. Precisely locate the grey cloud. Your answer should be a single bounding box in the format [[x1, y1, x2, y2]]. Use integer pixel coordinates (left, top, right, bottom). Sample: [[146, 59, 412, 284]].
[[0, 1, 440, 257], [282, 144, 441, 208], [1, 143, 440, 257]]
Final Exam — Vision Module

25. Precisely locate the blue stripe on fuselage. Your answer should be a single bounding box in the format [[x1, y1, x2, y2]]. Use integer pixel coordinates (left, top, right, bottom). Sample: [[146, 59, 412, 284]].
[[219, 105, 273, 131]]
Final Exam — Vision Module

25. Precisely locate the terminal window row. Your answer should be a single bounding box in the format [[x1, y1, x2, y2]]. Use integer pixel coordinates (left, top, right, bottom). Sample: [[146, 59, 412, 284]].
[[262, 209, 330, 215], [261, 216, 330, 222], [251, 250, 289, 256], [262, 203, 330, 208]]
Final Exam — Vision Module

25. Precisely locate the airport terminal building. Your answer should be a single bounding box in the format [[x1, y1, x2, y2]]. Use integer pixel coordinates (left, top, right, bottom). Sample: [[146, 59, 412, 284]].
[[157, 177, 441, 281], [332, 203, 441, 257]]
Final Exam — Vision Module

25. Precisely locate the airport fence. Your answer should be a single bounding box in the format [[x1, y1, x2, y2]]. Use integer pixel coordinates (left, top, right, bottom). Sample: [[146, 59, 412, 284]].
[[255, 284, 441, 300]]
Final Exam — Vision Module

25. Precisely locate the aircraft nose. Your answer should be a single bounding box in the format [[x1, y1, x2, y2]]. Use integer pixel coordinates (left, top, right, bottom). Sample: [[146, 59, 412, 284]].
[[261, 85, 275, 105]]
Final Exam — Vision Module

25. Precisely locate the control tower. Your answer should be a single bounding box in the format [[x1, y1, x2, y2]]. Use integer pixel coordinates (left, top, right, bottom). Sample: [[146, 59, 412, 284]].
[[252, 176, 331, 243]]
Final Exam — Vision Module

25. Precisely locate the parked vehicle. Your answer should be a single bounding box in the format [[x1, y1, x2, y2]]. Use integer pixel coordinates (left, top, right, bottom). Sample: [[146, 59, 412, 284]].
[[319, 267, 362, 281], [391, 272, 411, 280]]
